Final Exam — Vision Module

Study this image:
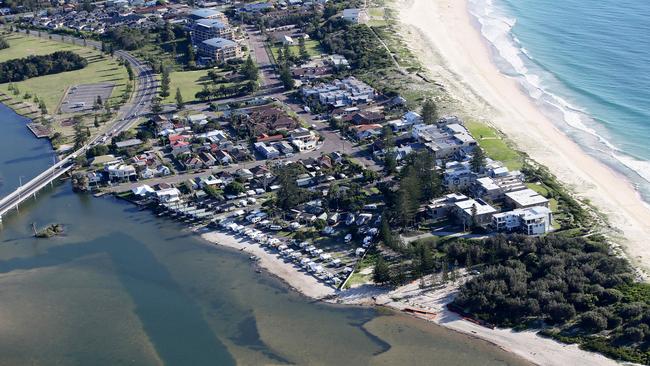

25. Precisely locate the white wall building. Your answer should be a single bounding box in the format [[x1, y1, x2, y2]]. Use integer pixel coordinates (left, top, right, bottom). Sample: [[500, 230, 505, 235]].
[[492, 206, 552, 235]]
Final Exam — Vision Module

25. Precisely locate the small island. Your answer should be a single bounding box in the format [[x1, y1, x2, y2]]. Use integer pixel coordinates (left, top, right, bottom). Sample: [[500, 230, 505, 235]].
[[34, 223, 64, 238]]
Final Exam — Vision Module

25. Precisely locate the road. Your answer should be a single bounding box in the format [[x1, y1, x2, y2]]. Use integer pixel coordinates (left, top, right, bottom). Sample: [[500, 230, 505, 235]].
[[0, 28, 158, 222]]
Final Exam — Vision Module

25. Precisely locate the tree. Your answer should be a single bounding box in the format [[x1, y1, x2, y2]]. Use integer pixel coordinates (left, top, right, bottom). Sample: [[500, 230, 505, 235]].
[[94, 114, 100, 128], [73, 118, 90, 149], [175, 87, 184, 110], [224, 181, 245, 196], [421, 99, 438, 124], [580, 311, 607, 332], [298, 37, 309, 63], [373, 257, 391, 284], [196, 84, 211, 101], [151, 99, 163, 114], [380, 215, 397, 249], [471, 147, 486, 172], [126, 63, 134, 81], [160, 66, 171, 98], [241, 55, 259, 82], [283, 43, 294, 65], [38, 100, 47, 115], [395, 166, 422, 228], [187, 44, 196, 64], [276, 47, 284, 64], [417, 244, 435, 275], [161, 21, 175, 43], [278, 64, 294, 90]]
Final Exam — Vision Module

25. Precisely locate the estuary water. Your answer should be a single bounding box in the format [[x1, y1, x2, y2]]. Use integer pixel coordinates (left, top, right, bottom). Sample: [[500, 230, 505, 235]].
[[0, 105, 530, 364], [469, 0, 650, 201]]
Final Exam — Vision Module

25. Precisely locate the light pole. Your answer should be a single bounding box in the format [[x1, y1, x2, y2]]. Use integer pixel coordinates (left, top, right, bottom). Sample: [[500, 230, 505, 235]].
[[16, 175, 25, 213]]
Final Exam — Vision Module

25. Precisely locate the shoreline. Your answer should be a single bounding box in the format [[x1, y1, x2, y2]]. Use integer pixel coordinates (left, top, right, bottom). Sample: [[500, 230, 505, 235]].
[[198, 229, 337, 300], [194, 226, 620, 366], [336, 277, 622, 366], [395, 0, 650, 274]]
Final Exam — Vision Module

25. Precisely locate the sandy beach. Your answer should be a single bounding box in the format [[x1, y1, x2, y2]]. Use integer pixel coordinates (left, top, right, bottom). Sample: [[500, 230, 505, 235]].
[[199, 229, 336, 299], [396, 0, 650, 274], [337, 276, 621, 366]]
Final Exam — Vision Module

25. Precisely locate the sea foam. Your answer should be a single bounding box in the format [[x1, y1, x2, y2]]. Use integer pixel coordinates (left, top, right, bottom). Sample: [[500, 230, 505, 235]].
[[468, 0, 650, 201]]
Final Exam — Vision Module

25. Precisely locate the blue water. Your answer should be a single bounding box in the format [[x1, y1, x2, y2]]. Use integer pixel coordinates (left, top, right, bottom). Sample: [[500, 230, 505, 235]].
[[469, 0, 650, 200]]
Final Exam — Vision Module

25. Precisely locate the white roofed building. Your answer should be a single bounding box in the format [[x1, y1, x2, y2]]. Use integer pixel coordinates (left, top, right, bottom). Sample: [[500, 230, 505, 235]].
[[505, 188, 549, 209], [492, 206, 552, 235]]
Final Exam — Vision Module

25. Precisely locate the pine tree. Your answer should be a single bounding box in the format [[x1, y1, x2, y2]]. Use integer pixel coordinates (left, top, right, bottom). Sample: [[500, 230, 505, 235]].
[[421, 99, 438, 124], [470, 147, 486, 172], [276, 47, 284, 64], [126, 63, 134, 81], [283, 43, 294, 65], [241, 55, 259, 82], [298, 37, 309, 63], [160, 66, 170, 98], [373, 257, 391, 284], [175, 87, 184, 110], [38, 100, 47, 115], [278, 64, 294, 90]]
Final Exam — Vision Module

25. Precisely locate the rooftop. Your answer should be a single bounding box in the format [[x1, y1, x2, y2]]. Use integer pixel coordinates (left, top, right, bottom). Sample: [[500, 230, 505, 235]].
[[505, 188, 549, 207], [201, 37, 237, 48]]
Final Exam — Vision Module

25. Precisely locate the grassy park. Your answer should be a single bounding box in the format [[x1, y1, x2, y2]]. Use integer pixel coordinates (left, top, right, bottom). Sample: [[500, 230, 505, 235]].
[[0, 33, 129, 113], [270, 39, 323, 61], [162, 69, 212, 104], [161, 68, 242, 104]]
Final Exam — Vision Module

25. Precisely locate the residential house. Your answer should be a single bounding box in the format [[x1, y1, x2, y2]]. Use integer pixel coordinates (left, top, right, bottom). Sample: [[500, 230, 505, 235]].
[[213, 150, 234, 165], [427, 193, 468, 219], [182, 155, 204, 170], [199, 151, 217, 166], [351, 124, 382, 140], [504, 189, 550, 209], [155, 187, 181, 203], [492, 206, 553, 235], [254, 142, 280, 159], [301, 77, 375, 107], [106, 163, 137, 181], [290, 128, 318, 151], [341, 8, 369, 24], [453, 198, 497, 227], [412, 122, 477, 159], [443, 161, 475, 190], [351, 111, 384, 125]]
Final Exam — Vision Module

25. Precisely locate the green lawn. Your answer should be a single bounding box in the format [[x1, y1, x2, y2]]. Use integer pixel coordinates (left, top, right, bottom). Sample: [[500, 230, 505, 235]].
[[162, 69, 211, 104], [162, 69, 240, 104], [526, 182, 549, 197], [0, 34, 129, 112], [271, 39, 323, 61], [466, 120, 524, 170]]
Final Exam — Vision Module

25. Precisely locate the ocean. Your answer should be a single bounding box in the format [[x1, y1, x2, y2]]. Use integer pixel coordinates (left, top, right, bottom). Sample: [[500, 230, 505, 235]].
[[468, 0, 650, 201]]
